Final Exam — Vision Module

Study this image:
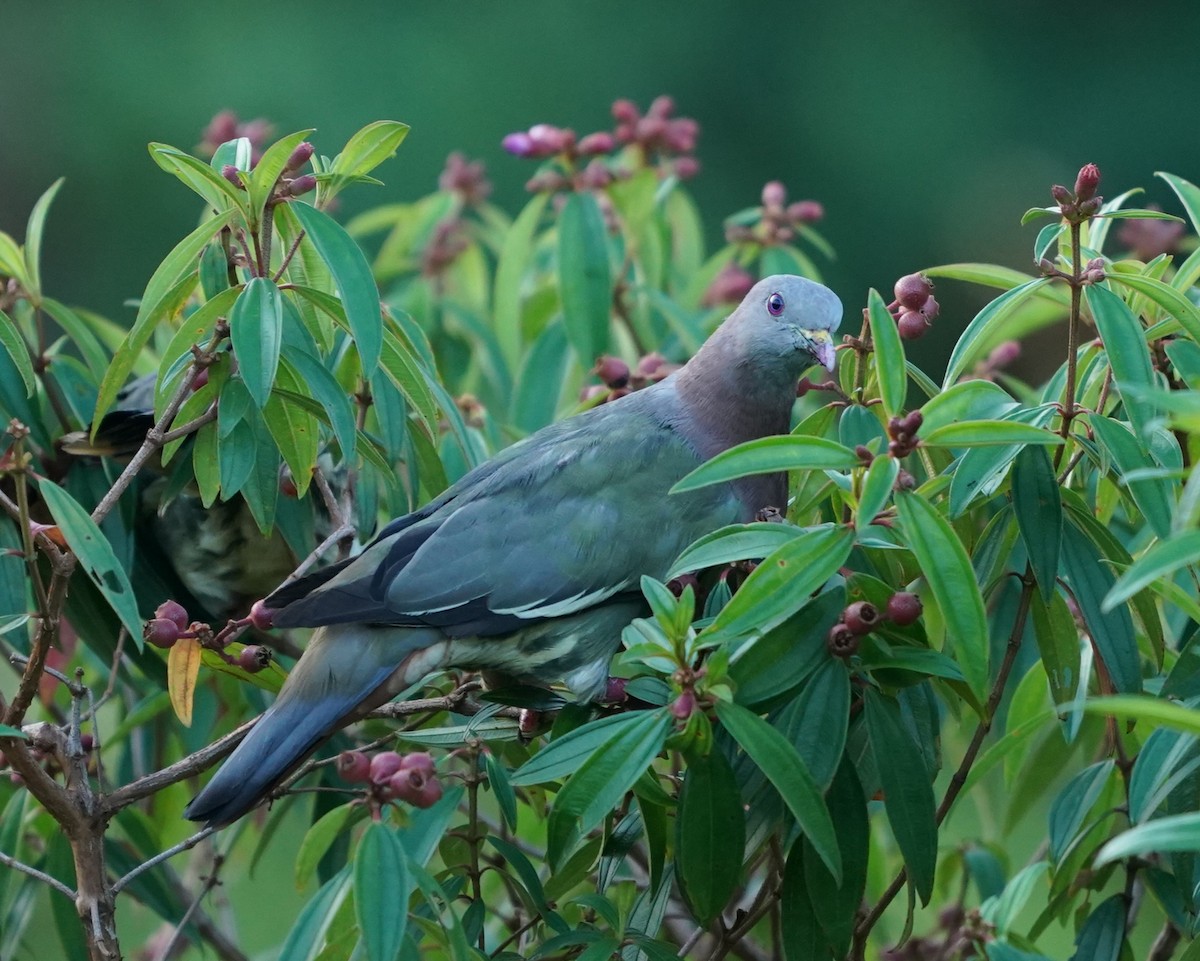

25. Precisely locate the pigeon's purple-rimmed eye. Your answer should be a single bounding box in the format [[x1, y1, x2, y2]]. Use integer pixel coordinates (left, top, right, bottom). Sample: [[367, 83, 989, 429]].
[[767, 292, 785, 316]]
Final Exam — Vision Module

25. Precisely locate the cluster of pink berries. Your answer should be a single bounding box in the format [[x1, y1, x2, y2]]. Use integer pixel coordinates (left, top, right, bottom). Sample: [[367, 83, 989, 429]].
[[502, 96, 700, 194], [884, 273, 940, 341], [143, 599, 273, 673], [827, 593, 923, 659], [581, 353, 681, 405], [337, 749, 443, 808], [438, 152, 492, 207], [726, 181, 824, 247]]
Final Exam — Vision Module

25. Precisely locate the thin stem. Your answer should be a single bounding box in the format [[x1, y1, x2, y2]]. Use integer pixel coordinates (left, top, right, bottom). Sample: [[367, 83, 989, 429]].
[[272, 227, 306, 283], [0, 848, 76, 900], [1055, 220, 1084, 470], [111, 826, 215, 894]]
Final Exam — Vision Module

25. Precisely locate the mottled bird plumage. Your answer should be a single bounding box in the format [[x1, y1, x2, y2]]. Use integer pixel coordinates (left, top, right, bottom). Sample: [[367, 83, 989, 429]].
[[185, 275, 843, 825]]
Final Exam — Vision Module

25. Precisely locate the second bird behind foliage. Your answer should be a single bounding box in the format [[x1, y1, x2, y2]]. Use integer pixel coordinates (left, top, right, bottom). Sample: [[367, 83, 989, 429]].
[[184, 274, 842, 826]]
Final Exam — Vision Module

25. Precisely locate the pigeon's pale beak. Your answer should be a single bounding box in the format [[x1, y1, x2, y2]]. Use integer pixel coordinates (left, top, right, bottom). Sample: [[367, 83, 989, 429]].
[[799, 329, 837, 371]]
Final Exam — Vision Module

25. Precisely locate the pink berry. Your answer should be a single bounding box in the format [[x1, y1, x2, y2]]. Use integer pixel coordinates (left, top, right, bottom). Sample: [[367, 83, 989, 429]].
[[248, 600, 274, 631], [336, 750, 371, 783], [593, 355, 630, 389], [897, 310, 929, 340], [155, 599, 189, 631], [842, 601, 879, 636], [236, 645, 272, 673], [894, 273, 934, 311], [398, 752, 435, 776], [144, 618, 180, 650], [369, 751, 404, 785], [826, 623, 858, 658], [886, 592, 923, 626]]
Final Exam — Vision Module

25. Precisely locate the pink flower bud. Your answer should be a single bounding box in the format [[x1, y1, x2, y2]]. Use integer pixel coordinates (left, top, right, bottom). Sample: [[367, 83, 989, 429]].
[[578, 132, 615, 155], [893, 273, 934, 311], [1074, 163, 1101, 202], [611, 99, 640, 123], [287, 175, 317, 197], [593, 355, 630, 388], [670, 690, 696, 720], [787, 200, 824, 224], [673, 156, 700, 180], [648, 95, 675, 119], [221, 165, 244, 189], [502, 132, 536, 157], [761, 180, 787, 210], [399, 752, 435, 775], [886, 592, 923, 626], [285, 141, 314, 172], [897, 310, 929, 340]]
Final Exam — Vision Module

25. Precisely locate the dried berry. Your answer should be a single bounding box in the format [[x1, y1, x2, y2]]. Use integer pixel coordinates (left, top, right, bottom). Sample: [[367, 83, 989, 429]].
[[144, 618, 180, 650], [336, 750, 371, 783], [842, 601, 879, 636], [886, 591, 923, 626], [894, 274, 934, 311], [155, 599, 189, 631]]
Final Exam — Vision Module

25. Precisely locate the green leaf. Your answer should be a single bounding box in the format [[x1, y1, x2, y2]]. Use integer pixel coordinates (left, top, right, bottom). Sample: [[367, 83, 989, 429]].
[[0, 724, 27, 739], [667, 522, 803, 580], [264, 361, 320, 494], [1088, 414, 1174, 539], [779, 658, 851, 790], [0, 311, 35, 397], [943, 277, 1053, 386], [921, 420, 1063, 448], [715, 700, 841, 881], [1128, 728, 1200, 824], [856, 454, 898, 530], [675, 746, 745, 924], [1096, 810, 1200, 865], [803, 758, 869, 957], [981, 861, 1049, 935], [1084, 695, 1200, 736], [24, 177, 63, 298], [895, 492, 989, 700], [780, 845, 825, 961], [38, 478, 143, 643], [249, 129, 314, 225], [1033, 222, 1065, 264], [868, 287, 906, 416], [354, 821, 410, 961], [948, 405, 1058, 517], [1085, 283, 1155, 440], [328, 121, 410, 197], [291, 201, 382, 376], [545, 709, 672, 867], [484, 751, 518, 832], [511, 711, 662, 786], [1030, 590, 1081, 709], [93, 211, 233, 427], [672, 435, 858, 493], [1048, 760, 1114, 864], [1060, 518, 1140, 693], [702, 526, 854, 646], [919, 380, 1018, 435], [494, 192, 549, 370], [1068, 894, 1126, 961], [1107, 272, 1200, 343], [379, 329, 439, 436], [278, 866, 352, 961], [284, 348, 356, 461], [41, 297, 110, 381], [1157, 171, 1200, 235], [557, 192, 612, 365], [230, 277, 284, 408], [864, 688, 937, 904], [1012, 445, 1062, 598], [1105, 530, 1200, 611], [295, 803, 364, 892], [149, 143, 248, 215]]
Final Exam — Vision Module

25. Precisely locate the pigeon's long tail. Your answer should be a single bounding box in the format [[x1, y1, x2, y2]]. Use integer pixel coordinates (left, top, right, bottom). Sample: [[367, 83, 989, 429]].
[[184, 623, 437, 826]]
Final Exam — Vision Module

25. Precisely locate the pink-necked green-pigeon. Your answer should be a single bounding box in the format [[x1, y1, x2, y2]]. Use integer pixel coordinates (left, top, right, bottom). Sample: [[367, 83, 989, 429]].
[[185, 275, 842, 825]]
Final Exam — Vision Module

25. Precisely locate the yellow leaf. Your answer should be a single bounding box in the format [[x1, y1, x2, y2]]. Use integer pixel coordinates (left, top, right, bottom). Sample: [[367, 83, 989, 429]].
[[167, 636, 202, 726]]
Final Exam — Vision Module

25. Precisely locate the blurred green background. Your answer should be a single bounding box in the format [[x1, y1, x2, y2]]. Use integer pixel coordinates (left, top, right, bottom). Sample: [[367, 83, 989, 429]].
[[3, 0, 1200, 378]]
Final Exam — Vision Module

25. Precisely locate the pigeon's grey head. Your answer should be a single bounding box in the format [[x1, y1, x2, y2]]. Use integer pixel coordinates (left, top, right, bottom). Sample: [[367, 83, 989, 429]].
[[727, 275, 843, 376]]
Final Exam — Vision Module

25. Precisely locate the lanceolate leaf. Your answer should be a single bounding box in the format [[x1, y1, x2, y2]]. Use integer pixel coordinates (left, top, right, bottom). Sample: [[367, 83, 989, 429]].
[[702, 525, 854, 646], [0, 310, 35, 397], [864, 688, 937, 904], [856, 454, 898, 530], [942, 277, 1053, 386], [803, 758, 869, 957], [353, 822, 411, 961], [675, 746, 745, 924], [1096, 811, 1200, 865], [1107, 272, 1200, 344], [291, 200, 383, 376], [1012, 445, 1062, 598], [867, 287, 906, 416], [895, 492, 989, 700], [1048, 760, 1114, 864], [37, 478, 143, 642], [1105, 530, 1200, 611], [494, 192, 550, 369], [667, 522, 803, 579], [671, 436, 858, 493], [166, 636, 202, 726], [1088, 414, 1174, 539], [921, 420, 1063, 448], [715, 700, 841, 881], [1085, 283, 1155, 440], [24, 177, 64, 298], [557, 192, 612, 365], [1067, 894, 1126, 961], [230, 277, 284, 408]]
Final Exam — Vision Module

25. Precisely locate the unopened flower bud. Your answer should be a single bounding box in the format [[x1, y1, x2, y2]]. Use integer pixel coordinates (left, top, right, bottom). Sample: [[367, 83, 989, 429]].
[[673, 156, 700, 179], [336, 750, 371, 782], [502, 132, 535, 157], [761, 180, 787, 210], [611, 98, 640, 123], [144, 618, 180, 650], [987, 341, 1021, 368], [664, 118, 698, 153], [648, 95, 675, 118], [287, 175, 317, 197], [894, 469, 916, 490], [1078, 197, 1102, 217], [900, 410, 924, 435], [603, 677, 628, 703], [528, 124, 567, 155], [668, 572, 700, 597], [671, 690, 697, 720], [1074, 163, 1101, 202], [637, 352, 666, 378], [855, 445, 874, 465], [787, 200, 825, 224], [285, 141, 315, 172], [221, 165, 244, 188], [1050, 184, 1072, 205], [593, 355, 630, 388], [155, 599, 189, 631], [578, 132, 615, 155]]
